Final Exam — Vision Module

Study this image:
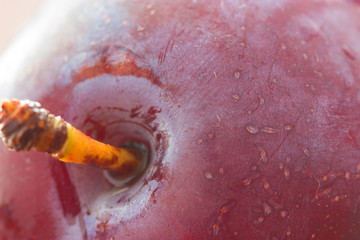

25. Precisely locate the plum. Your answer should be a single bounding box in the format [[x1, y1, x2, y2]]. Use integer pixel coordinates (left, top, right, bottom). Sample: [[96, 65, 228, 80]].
[[1, 0, 360, 239]]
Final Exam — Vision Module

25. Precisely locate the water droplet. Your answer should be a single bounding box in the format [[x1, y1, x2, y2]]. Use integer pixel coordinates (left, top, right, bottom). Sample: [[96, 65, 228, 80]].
[[303, 53, 308, 60], [234, 71, 241, 79], [197, 139, 203, 144], [280, 211, 287, 218], [281, 43, 287, 50], [219, 168, 224, 174], [246, 126, 259, 134]]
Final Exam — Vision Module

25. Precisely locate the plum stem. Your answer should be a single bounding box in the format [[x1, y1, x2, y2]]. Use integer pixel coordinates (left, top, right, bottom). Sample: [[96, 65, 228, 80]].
[[0, 99, 144, 178]]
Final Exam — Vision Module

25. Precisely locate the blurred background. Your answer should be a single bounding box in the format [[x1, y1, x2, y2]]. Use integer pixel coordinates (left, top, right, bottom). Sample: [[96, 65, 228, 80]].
[[0, 0, 44, 55]]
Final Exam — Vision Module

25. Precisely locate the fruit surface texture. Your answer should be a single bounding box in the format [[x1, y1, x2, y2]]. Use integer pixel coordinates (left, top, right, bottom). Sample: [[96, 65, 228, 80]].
[[1, 0, 360, 239]]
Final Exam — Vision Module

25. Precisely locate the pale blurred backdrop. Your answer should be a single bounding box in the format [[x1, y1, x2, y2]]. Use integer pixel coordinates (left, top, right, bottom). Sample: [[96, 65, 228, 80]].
[[0, 0, 44, 55]]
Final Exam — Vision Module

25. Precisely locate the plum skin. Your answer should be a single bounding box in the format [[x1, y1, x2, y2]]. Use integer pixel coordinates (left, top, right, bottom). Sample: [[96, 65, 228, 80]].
[[1, 0, 360, 239]]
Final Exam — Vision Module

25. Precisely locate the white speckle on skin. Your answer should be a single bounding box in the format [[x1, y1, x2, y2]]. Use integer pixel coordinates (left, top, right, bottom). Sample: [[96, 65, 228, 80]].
[[213, 71, 217, 79], [137, 25, 145, 31], [246, 126, 259, 134], [205, 172, 214, 179], [259, 96, 265, 105], [263, 203, 272, 215], [260, 150, 267, 163], [243, 177, 252, 186], [286, 227, 292, 237], [232, 94, 240, 101], [280, 210, 287, 218], [303, 147, 310, 157], [284, 167, 290, 180], [261, 127, 278, 134], [263, 178, 270, 190], [284, 125, 291, 131]]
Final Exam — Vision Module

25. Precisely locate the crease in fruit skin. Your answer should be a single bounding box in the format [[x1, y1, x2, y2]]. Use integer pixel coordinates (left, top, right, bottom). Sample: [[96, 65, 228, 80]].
[[0, 99, 144, 178], [72, 50, 163, 87]]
